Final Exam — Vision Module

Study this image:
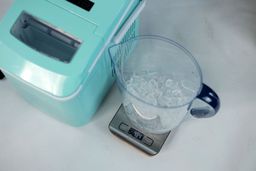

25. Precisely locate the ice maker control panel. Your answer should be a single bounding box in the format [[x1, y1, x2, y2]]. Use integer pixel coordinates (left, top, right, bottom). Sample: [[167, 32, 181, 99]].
[[66, 0, 95, 11]]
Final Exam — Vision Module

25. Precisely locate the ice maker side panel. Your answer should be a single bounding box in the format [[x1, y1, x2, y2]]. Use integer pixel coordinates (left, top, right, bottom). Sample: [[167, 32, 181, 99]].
[[10, 11, 82, 63]]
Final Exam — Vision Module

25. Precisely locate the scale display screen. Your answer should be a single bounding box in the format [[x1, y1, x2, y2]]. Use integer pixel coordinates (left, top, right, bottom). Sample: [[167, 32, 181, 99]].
[[128, 128, 144, 141]]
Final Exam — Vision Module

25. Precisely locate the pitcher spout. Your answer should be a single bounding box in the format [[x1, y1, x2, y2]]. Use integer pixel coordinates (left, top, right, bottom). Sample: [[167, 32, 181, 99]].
[[108, 44, 121, 65]]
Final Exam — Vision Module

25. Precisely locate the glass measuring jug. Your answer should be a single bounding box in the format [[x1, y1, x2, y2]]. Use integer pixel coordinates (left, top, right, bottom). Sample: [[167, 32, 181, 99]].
[[109, 35, 220, 134]]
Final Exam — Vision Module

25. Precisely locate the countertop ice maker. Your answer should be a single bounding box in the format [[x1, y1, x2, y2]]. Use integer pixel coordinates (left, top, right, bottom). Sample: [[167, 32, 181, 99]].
[[0, 0, 145, 126]]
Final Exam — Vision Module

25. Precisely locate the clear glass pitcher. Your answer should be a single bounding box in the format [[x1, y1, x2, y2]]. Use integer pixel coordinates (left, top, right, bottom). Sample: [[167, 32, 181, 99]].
[[109, 35, 220, 134]]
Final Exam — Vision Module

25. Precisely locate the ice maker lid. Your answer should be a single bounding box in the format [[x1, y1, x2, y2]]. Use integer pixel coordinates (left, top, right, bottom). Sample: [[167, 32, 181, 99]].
[[0, 0, 141, 98], [47, 0, 137, 36]]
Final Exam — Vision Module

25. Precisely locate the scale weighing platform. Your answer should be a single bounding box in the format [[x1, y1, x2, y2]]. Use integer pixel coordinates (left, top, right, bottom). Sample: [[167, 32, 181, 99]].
[[109, 105, 171, 155]]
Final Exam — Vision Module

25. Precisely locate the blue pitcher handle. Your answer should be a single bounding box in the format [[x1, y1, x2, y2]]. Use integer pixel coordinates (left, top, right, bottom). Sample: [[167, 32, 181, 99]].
[[190, 83, 220, 118]]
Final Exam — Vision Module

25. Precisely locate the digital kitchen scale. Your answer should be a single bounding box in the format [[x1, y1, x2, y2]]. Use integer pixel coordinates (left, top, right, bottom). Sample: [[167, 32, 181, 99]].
[[109, 105, 171, 155]]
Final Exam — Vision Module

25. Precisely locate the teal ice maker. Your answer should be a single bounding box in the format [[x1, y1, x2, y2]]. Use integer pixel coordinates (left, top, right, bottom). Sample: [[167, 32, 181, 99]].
[[0, 0, 145, 126]]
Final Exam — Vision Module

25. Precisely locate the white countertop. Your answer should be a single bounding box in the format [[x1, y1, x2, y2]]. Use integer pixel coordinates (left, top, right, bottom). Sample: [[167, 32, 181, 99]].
[[1, 0, 256, 171]]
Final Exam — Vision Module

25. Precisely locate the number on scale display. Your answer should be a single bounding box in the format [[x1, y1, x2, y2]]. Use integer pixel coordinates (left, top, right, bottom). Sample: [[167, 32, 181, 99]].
[[128, 128, 144, 141]]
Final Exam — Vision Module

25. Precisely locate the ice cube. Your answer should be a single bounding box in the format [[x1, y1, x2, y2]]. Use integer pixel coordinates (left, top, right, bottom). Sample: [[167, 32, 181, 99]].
[[165, 79, 174, 88]]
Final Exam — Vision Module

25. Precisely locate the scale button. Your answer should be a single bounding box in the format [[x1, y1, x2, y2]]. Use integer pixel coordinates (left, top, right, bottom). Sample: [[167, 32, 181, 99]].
[[142, 136, 154, 146], [119, 123, 129, 132]]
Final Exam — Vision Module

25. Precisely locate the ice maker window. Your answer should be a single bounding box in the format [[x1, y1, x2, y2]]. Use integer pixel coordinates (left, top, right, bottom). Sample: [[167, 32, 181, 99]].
[[11, 11, 82, 63]]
